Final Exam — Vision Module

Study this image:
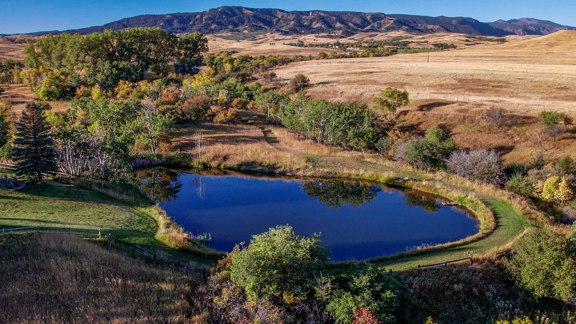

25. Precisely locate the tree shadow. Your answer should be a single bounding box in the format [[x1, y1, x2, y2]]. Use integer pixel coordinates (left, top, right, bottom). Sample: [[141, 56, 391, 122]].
[[417, 101, 452, 111], [0, 218, 73, 226], [493, 145, 515, 155]]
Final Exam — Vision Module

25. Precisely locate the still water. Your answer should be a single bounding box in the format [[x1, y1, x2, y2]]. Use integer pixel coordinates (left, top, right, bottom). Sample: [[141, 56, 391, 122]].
[[138, 168, 479, 261]]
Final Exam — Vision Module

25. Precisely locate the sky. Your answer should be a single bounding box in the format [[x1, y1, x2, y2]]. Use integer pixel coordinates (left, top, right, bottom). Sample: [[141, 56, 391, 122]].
[[1, 0, 575, 34]]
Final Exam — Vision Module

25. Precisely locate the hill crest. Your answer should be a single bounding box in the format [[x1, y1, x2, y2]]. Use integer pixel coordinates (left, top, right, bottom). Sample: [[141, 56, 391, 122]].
[[21, 6, 576, 38]]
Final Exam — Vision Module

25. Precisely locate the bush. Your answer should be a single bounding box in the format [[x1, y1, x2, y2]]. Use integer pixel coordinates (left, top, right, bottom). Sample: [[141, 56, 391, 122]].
[[484, 107, 518, 127], [399, 127, 458, 170], [326, 266, 412, 324], [538, 111, 572, 141], [504, 228, 576, 301], [533, 176, 574, 204], [289, 74, 310, 93], [182, 93, 211, 120], [213, 109, 238, 123], [446, 150, 505, 185], [230, 225, 330, 301], [505, 173, 534, 196], [555, 155, 576, 175]]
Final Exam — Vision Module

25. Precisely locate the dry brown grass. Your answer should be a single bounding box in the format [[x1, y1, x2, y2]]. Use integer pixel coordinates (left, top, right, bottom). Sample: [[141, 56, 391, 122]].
[[0, 84, 71, 114], [0, 36, 28, 62], [262, 31, 576, 164], [0, 233, 199, 324]]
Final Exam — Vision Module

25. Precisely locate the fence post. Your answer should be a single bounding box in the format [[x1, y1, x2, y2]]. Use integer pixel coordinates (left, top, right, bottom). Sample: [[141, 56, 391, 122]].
[[444, 261, 448, 268], [36, 226, 39, 233], [176, 261, 181, 269], [469, 257, 473, 265], [98, 229, 101, 239], [108, 233, 112, 248], [417, 265, 421, 271], [153, 253, 157, 264], [494, 252, 498, 259], [131, 243, 136, 258], [2, 228, 4, 235], [202, 268, 206, 280]]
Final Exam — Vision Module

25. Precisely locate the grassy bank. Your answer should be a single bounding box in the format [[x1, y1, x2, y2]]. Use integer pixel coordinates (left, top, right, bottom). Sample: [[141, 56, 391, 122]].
[[0, 178, 220, 265]]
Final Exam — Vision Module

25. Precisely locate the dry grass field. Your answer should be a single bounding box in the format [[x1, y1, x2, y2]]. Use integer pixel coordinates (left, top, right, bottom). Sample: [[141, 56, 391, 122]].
[[0, 35, 29, 62], [267, 31, 576, 164], [206, 31, 528, 56]]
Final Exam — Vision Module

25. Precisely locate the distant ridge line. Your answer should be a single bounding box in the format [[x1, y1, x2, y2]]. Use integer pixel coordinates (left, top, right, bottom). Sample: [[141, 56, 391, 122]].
[[16, 6, 576, 38]]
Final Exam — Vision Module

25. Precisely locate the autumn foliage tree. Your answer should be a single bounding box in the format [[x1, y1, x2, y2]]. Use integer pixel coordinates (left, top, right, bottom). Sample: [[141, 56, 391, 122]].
[[11, 102, 57, 181]]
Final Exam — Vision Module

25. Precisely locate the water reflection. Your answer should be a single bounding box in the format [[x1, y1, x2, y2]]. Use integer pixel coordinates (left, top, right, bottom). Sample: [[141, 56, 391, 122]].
[[402, 193, 440, 213], [138, 169, 479, 260], [137, 167, 183, 203], [300, 180, 381, 209]]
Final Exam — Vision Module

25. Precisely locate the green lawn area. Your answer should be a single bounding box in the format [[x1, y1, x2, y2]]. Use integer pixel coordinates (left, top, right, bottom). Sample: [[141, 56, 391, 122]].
[[0, 181, 158, 245], [378, 198, 530, 272]]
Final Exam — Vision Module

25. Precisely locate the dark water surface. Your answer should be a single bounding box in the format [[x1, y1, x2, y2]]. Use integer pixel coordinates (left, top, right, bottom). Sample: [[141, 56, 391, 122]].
[[138, 168, 479, 261]]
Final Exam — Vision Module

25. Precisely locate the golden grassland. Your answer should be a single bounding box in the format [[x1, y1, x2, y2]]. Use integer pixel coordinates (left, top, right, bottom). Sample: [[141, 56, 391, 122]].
[[206, 31, 532, 56], [0, 233, 200, 323], [0, 35, 28, 62], [266, 31, 576, 164]]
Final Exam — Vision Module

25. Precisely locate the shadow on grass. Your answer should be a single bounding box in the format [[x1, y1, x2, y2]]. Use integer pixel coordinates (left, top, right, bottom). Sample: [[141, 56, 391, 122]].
[[17, 182, 128, 207], [0, 218, 73, 225]]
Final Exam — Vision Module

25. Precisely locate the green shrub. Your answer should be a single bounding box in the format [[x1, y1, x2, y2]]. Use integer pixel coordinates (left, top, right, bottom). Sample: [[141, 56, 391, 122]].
[[230, 225, 330, 301], [505, 172, 534, 196], [399, 127, 458, 170], [326, 266, 412, 324], [504, 228, 576, 301]]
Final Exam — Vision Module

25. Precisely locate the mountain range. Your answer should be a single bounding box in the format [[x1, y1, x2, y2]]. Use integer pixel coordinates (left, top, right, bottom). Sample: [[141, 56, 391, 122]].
[[23, 6, 576, 37]]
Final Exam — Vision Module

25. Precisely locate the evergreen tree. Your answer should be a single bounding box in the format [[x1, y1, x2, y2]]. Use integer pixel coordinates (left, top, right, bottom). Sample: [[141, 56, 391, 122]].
[[11, 102, 57, 181]]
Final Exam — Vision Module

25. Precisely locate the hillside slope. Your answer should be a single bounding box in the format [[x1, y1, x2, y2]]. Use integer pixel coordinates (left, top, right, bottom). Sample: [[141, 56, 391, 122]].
[[489, 18, 576, 35], [26, 6, 574, 37]]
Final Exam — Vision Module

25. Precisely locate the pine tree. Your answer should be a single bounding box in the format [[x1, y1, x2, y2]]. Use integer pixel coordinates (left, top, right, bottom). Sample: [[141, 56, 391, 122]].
[[11, 102, 57, 181]]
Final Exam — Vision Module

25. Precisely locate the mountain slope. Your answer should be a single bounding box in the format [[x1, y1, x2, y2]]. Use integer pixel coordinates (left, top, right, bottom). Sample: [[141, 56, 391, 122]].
[[488, 18, 576, 35], [25, 6, 575, 37]]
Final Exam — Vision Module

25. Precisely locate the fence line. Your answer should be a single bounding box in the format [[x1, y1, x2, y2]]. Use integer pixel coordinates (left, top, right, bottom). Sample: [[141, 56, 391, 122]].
[[131, 243, 207, 279], [417, 257, 473, 270], [494, 249, 513, 259], [417, 249, 513, 271], [1, 226, 207, 279]]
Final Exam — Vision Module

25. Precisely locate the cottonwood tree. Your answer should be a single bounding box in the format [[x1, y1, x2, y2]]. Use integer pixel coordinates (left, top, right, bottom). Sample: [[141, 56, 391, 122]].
[[136, 99, 175, 156], [11, 102, 57, 181]]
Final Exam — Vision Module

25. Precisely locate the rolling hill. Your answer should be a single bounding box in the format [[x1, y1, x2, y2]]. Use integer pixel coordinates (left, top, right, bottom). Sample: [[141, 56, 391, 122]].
[[23, 6, 576, 38]]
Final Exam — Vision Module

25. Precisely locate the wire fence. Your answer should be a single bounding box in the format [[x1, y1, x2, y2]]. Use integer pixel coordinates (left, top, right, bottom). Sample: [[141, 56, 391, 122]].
[[417, 249, 513, 271], [1, 226, 208, 279]]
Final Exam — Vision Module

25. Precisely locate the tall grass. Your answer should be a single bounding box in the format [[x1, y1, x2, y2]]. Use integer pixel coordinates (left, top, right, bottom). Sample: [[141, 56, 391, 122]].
[[0, 234, 200, 323]]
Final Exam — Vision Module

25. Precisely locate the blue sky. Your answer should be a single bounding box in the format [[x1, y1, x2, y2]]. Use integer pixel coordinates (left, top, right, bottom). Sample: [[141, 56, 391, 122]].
[[1, 0, 575, 34]]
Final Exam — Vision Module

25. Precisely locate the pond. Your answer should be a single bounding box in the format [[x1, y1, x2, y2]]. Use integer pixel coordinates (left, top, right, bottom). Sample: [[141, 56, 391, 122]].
[[137, 168, 479, 261]]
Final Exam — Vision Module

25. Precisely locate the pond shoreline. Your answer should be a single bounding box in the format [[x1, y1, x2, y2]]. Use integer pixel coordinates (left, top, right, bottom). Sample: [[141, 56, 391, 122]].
[[151, 161, 499, 266]]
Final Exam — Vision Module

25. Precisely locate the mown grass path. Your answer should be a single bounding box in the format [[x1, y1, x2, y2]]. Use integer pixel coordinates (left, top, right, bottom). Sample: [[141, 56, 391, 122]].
[[377, 198, 529, 272]]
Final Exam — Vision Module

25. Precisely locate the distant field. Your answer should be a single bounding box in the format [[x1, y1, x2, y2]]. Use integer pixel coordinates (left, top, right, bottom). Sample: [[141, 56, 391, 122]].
[[0, 36, 28, 62], [270, 31, 576, 163]]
